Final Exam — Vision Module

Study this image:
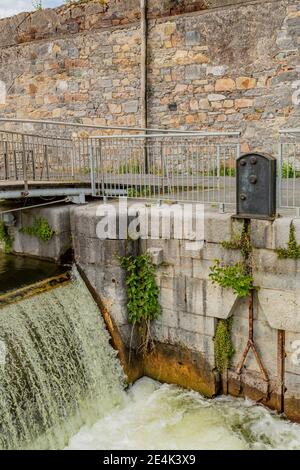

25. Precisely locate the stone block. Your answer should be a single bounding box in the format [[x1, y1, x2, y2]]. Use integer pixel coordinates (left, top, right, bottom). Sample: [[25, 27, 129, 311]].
[[185, 278, 204, 315], [206, 280, 239, 319], [204, 212, 232, 243], [185, 30, 202, 45], [253, 248, 300, 289], [122, 100, 139, 113], [192, 259, 212, 280], [273, 217, 300, 250], [179, 312, 215, 336], [251, 219, 274, 249], [147, 247, 164, 266], [258, 288, 300, 332], [185, 64, 206, 80], [161, 308, 179, 328], [151, 323, 169, 343]]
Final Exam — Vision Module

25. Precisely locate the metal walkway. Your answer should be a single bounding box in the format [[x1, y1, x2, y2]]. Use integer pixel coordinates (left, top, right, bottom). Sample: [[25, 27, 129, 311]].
[[0, 120, 240, 207]]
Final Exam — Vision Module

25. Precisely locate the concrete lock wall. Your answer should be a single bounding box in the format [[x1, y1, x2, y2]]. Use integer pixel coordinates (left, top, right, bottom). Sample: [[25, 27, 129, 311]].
[[4, 202, 300, 420], [0, 0, 298, 150]]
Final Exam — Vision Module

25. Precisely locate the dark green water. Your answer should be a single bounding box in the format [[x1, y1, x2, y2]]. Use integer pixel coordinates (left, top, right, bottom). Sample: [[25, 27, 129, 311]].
[[0, 253, 66, 294]]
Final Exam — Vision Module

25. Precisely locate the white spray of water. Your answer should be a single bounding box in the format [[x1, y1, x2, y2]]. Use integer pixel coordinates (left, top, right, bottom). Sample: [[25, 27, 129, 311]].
[[67, 377, 300, 451], [0, 273, 124, 450]]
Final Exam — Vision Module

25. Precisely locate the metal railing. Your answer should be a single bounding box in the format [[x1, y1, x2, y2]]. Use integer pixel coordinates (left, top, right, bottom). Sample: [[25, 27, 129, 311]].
[[2, 118, 300, 214], [88, 132, 240, 206], [0, 130, 79, 188], [278, 129, 300, 211]]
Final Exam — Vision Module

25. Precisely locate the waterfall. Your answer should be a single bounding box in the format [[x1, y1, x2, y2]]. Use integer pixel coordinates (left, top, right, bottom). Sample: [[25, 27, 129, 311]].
[[0, 271, 125, 450]]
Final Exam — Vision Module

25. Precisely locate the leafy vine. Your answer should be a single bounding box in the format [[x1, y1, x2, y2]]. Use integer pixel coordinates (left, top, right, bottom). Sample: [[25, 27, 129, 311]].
[[119, 253, 160, 356]]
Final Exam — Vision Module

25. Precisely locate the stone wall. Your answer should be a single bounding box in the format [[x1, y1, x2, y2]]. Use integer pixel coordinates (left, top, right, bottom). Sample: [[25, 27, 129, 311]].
[[4, 200, 300, 421], [69, 202, 300, 423], [0, 0, 298, 150]]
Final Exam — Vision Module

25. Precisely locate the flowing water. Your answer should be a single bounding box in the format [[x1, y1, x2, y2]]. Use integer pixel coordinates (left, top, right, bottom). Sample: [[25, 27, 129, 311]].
[[0, 272, 124, 450], [1, 263, 300, 450], [67, 377, 300, 451]]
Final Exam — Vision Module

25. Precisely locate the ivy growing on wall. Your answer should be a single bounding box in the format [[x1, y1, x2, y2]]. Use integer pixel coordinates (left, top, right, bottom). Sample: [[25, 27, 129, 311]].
[[0, 221, 13, 254], [119, 253, 160, 356], [276, 221, 300, 259], [20, 217, 55, 243], [214, 318, 235, 374]]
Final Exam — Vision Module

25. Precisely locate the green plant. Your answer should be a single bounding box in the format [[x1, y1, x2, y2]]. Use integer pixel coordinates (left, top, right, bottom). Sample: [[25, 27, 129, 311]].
[[209, 260, 255, 298], [276, 221, 300, 259], [20, 217, 55, 243], [32, 0, 43, 10], [210, 164, 236, 177], [119, 253, 160, 356], [281, 162, 295, 179], [127, 186, 151, 198], [214, 318, 235, 374], [0, 221, 13, 254], [222, 222, 251, 259], [118, 161, 141, 175]]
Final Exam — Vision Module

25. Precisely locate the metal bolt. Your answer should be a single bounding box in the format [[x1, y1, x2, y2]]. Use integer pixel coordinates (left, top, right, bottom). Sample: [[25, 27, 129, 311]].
[[249, 175, 257, 184], [250, 156, 257, 165], [240, 193, 247, 201]]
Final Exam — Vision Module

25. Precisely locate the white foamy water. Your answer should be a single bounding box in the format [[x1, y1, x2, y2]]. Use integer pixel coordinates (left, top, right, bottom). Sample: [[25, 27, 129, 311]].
[[67, 377, 300, 451], [0, 271, 124, 450]]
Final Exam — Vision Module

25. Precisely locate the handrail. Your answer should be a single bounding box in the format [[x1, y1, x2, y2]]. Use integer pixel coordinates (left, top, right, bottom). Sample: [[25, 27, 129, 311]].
[[90, 132, 241, 139], [0, 129, 72, 141], [0, 118, 241, 136], [279, 128, 300, 134]]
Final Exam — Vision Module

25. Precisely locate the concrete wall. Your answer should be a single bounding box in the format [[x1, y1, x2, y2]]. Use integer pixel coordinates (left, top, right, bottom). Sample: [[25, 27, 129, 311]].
[[9, 204, 72, 262], [68, 202, 300, 422], [0, 0, 299, 150]]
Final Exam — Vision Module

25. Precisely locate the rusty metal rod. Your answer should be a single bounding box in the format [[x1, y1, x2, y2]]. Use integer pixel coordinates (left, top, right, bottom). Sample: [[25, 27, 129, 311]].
[[236, 290, 270, 386], [277, 329, 285, 414]]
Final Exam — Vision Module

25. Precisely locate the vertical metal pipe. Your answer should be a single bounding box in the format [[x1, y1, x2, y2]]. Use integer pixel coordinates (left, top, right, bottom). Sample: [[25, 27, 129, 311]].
[[140, 0, 147, 131], [141, 0, 148, 174], [22, 134, 28, 194], [277, 329, 285, 414]]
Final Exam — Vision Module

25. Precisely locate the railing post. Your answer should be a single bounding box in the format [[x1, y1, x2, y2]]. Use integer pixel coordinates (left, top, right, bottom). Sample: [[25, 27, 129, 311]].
[[278, 140, 283, 209], [21, 134, 28, 195], [89, 139, 96, 197], [3, 141, 8, 180]]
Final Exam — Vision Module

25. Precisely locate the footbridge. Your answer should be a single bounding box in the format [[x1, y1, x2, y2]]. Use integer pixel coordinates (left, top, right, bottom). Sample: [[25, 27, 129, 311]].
[[0, 119, 299, 213]]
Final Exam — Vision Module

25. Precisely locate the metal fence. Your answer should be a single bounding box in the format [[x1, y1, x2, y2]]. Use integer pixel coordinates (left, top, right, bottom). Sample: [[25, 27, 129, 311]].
[[1, 118, 300, 214], [278, 129, 300, 211], [89, 132, 240, 206], [0, 130, 76, 184]]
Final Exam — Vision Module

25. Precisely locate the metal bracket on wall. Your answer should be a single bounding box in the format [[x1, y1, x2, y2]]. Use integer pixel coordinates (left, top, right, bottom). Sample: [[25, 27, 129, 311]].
[[66, 193, 86, 205], [236, 290, 270, 397]]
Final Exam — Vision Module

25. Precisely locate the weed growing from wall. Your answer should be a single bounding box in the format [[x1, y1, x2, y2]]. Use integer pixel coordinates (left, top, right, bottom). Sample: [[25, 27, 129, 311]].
[[0, 221, 13, 254], [119, 253, 160, 356], [214, 318, 235, 374], [209, 260, 254, 298], [276, 221, 300, 259], [211, 221, 254, 297], [222, 223, 252, 259], [20, 217, 55, 243]]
